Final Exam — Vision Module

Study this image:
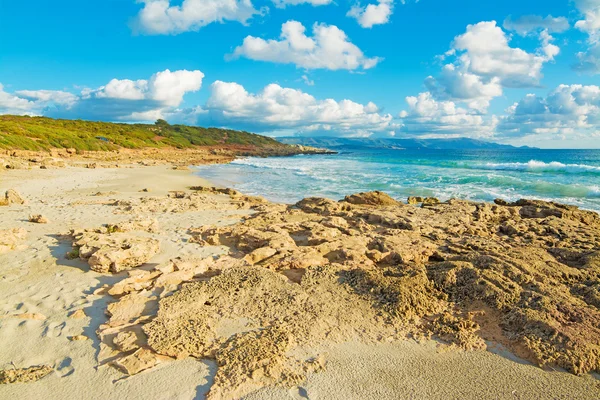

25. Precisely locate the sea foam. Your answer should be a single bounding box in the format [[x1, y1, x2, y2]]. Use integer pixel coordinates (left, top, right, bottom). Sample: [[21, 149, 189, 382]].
[[477, 160, 600, 174]]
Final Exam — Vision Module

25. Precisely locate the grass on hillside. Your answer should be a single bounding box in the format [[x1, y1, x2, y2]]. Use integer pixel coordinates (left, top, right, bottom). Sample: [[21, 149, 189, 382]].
[[0, 115, 283, 151]]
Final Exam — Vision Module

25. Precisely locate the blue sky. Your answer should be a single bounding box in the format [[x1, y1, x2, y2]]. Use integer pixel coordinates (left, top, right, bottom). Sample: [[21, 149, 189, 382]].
[[1, 0, 599, 148]]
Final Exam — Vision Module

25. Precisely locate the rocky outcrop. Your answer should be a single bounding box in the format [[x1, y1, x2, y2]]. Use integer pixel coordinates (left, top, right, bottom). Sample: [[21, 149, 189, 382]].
[[185, 195, 600, 379], [343, 191, 400, 206], [0, 365, 53, 384], [0, 189, 26, 206], [69, 219, 161, 274], [115, 191, 267, 214], [72, 232, 160, 274], [89, 191, 600, 398]]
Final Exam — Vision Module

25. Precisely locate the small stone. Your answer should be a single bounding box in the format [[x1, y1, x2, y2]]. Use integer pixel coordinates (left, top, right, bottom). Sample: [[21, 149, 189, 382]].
[[167, 191, 186, 199], [421, 197, 440, 206], [69, 335, 89, 341], [29, 214, 49, 224], [407, 196, 424, 205], [69, 309, 87, 319]]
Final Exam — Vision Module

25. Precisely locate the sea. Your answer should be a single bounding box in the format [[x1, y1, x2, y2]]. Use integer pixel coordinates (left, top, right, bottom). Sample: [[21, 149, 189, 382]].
[[194, 147, 600, 213]]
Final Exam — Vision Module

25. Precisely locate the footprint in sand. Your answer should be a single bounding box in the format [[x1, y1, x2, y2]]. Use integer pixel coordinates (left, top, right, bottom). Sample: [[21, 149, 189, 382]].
[[56, 357, 75, 377], [289, 386, 309, 400], [43, 321, 66, 338]]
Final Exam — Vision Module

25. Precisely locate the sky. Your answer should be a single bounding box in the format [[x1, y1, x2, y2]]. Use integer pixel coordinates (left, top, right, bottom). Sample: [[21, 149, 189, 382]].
[[0, 0, 599, 148]]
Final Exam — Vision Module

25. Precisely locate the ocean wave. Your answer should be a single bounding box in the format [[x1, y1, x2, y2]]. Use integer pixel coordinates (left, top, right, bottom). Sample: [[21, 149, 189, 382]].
[[475, 160, 600, 175], [231, 158, 311, 173]]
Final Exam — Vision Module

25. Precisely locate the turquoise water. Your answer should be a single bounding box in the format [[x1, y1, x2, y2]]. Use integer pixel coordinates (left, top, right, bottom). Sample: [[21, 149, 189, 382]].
[[195, 148, 600, 212]]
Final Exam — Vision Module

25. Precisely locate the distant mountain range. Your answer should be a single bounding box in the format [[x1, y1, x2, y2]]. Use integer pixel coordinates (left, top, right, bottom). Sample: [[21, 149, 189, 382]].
[[278, 137, 534, 150]]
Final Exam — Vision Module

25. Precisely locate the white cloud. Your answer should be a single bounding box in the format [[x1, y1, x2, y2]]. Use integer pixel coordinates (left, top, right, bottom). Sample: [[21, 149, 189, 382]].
[[197, 80, 396, 136], [451, 21, 556, 88], [95, 79, 148, 101], [0, 85, 80, 116], [399, 91, 497, 137], [92, 69, 204, 107], [422, 21, 557, 118], [574, 44, 600, 73], [133, 0, 260, 35], [498, 84, 600, 138], [425, 64, 502, 112], [539, 29, 560, 60], [0, 84, 38, 115], [231, 20, 382, 70], [503, 15, 569, 36], [14, 90, 79, 107], [347, 0, 394, 28], [301, 74, 315, 86], [573, 0, 600, 73], [148, 69, 205, 106], [271, 0, 332, 8], [0, 69, 204, 122], [396, 21, 559, 137], [574, 0, 600, 41]]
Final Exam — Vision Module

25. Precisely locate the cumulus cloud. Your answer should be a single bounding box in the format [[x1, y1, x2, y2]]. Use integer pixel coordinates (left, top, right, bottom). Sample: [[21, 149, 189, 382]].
[[347, 0, 394, 28], [424, 65, 502, 112], [78, 69, 204, 119], [421, 20, 557, 119], [195, 80, 396, 136], [574, 44, 600, 73], [398, 91, 497, 137], [0, 84, 38, 115], [503, 15, 569, 36], [133, 0, 261, 35], [451, 21, 557, 88], [0, 69, 204, 122], [0, 85, 80, 116], [231, 20, 382, 70], [1, 74, 397, 137], [574, 0, 600, 40], [14, 90, 79, 107], [573, 0, 600, 73], [395, 20, 561, 137], [498, 84, 600, 138]]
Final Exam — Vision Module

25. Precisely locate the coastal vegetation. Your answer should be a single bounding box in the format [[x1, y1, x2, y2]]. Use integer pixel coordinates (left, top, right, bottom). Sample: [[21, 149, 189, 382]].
[[0, 115, 284, 151]]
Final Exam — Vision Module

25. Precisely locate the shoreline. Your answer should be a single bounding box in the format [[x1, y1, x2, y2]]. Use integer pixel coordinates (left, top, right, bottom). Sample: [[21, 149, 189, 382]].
[[1, 165, 600, 399], [193, 152, 600, 215]]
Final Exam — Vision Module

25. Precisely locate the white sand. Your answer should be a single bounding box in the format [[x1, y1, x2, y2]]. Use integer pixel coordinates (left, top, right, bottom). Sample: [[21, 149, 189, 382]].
[[1, 166, 599, 400]]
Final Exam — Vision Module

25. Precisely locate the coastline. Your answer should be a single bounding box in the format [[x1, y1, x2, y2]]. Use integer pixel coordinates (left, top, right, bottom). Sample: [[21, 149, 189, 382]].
[[1, 163, 600, 399], [194, 150, 600, 213]]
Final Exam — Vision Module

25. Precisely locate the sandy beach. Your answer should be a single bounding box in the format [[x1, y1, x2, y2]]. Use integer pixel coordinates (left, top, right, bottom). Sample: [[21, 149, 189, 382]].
[[1, 165, 599, 400]]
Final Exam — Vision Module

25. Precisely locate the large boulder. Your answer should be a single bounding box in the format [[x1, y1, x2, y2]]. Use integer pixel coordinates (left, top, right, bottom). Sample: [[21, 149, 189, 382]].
[[1, 189, 26, 206], [343, 191, 400, 206]]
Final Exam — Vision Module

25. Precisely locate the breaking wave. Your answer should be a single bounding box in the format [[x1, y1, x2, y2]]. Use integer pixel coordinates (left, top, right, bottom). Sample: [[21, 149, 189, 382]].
[[474, 160, 600, 175]]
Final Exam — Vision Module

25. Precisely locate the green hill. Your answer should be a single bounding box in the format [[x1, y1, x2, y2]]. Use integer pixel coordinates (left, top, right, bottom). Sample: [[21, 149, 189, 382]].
[[0, 115, 284, 152]]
